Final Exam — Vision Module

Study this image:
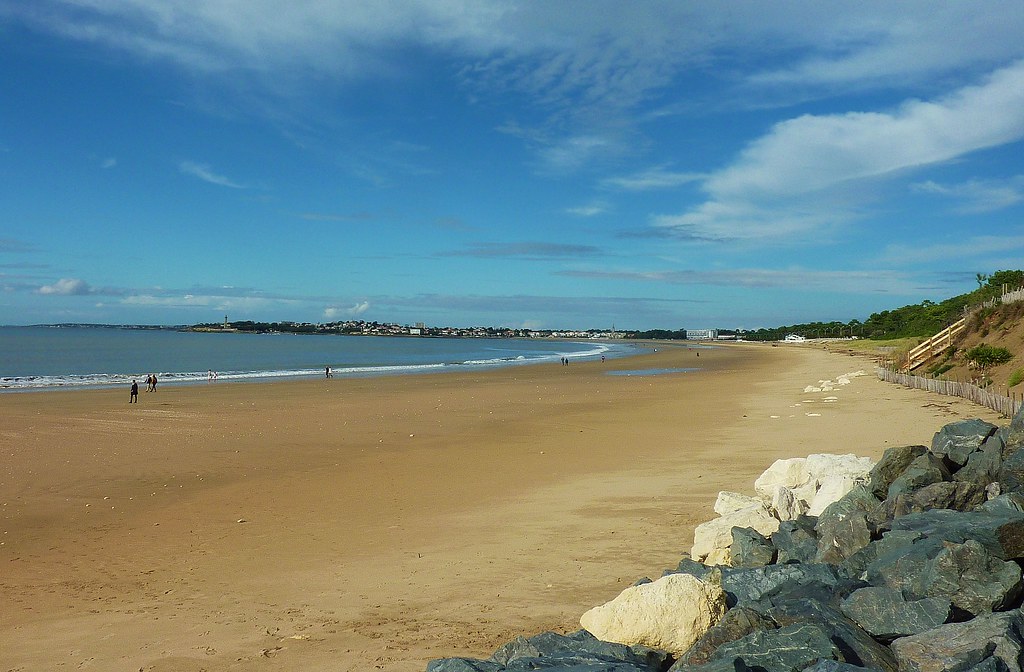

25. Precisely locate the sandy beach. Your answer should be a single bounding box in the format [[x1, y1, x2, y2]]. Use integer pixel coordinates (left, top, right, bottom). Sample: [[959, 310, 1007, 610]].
[[0, 342, 1005, 672]]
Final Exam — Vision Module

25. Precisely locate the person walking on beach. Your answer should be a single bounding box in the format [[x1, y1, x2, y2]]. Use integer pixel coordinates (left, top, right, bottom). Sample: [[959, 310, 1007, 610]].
[[130, 380, 138, 403], [151, 373, 158, 391]]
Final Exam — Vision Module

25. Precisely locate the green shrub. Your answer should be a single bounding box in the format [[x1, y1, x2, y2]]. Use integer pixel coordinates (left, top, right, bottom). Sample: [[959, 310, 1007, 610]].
[[965, 343, 1014, 369], [1009, 368, 1024, 388]]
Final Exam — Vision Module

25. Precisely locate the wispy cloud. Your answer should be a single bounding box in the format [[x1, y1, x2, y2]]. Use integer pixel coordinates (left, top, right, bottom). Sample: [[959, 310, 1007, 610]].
[[602, 167, 704, 191], [178, 160, 247, 188], [0, 238, 37, 253], [560, 267, 917, 294], [912, 176, 1024, 213], [879, 235, 1024, 265], [656, 59, 1024, 242], [564, 201, 608, 217], [101, 157, 117, 169], [441, 242, 602, 260], [297, 211, 376, 223]]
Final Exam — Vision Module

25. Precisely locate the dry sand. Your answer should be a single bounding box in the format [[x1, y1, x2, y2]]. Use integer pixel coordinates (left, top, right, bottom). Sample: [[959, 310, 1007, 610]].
[[0, 342, 1005, 671]]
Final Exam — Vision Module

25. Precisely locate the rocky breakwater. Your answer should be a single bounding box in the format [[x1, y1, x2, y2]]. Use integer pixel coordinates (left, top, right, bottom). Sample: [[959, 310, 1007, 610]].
[[427, 405, 1024, 672]]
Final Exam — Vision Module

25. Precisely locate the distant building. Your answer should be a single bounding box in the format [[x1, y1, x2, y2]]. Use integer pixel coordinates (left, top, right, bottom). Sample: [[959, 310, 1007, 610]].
[[685, 329, 718, 341]]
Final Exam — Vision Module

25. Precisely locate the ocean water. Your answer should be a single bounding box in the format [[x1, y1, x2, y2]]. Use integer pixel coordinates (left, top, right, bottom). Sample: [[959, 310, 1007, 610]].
[[0, 326, 641, 391]]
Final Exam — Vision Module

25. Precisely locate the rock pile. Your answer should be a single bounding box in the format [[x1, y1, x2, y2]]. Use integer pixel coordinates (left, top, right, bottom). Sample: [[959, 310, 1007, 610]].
[[427, 407, 1024, 672]]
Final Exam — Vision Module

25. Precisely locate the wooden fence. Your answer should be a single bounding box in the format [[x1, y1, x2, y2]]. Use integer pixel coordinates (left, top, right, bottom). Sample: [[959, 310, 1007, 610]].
[[877, 367, 1023, 418]]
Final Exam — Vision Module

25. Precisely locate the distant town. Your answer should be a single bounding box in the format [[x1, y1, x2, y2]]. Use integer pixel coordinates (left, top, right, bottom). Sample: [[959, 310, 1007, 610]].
[[186, 318, 730, 341]]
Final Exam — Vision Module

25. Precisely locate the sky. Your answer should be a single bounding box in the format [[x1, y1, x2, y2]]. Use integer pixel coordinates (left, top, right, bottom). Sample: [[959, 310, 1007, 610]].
[[2, 2, 1024, 331]]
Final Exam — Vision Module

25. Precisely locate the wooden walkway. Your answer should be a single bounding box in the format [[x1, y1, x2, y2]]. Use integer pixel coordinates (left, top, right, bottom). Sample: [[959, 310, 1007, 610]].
[[905, 318, 966, 371]]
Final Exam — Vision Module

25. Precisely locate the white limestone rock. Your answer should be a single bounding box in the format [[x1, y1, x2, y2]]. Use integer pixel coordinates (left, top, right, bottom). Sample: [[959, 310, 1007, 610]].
[[771, 485, 808, 520], [704, 547, 732, 567], [580, 573, 727, 656], [691, 504, 780, 562], [805, 453, 874, 482], [808, 475, 860, 517], [713, 491, 762, 516], [753, 457, 809, 502]]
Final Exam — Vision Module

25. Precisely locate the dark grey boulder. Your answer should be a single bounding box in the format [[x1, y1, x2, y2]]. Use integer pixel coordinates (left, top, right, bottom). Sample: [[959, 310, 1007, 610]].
[[767, 599, 898, 672], [979, 493, 1024, 515], [998, 443, 1024, 495], [839, 586, 950, 641], [674, 606, 775, 667], [731, 526, 776, 568], [815, 486, 880, 565], [801, 662, 885, 672], [1006, 402, 1024, 449], [427, 659, 504, 672], [919, 539, 1023, 616], [772, 516, 819, 565], [490, 630, 669, 672], [885, 508, 1024, 560], [955, 431, 1005, 487], [932, 419, 998, 467], [670, 659, 752, 672], [863, 536, 947, 597], [719, 562, 842, 608], [868, 445, 928, 499], [963, 655, 1012, 672], [888, 453, 952, 499], [671, 622, 839, 672], [816, 510, 872, 565], [906, 480, 987, 514], [671, 557, 715, 580], [890, 610, 1024, 672], [818, 485, 881, 528]]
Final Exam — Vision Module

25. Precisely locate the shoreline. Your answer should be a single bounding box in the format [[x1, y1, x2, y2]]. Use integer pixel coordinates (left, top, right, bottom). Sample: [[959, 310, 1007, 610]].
[[0, 343, 1003, 671], [0, 333, 648, 393]]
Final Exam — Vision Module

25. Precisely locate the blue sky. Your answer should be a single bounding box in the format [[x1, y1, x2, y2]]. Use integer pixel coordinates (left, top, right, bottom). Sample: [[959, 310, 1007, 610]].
[[2, 2, 1024, 330]]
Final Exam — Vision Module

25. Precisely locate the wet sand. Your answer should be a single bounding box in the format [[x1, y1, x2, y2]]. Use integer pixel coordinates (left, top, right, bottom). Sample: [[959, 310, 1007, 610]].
[[0, 342, 1003, 671]]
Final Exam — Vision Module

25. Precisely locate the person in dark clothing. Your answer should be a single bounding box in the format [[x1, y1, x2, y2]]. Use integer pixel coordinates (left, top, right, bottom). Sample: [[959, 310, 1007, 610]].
[[130, 380, 139, 403]]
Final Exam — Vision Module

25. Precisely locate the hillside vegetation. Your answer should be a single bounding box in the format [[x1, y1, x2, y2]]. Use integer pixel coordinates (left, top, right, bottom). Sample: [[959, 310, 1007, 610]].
[[916, 299, 1024, 391], [811, 270, 1024, 392], [739, 270, 1024, 342]]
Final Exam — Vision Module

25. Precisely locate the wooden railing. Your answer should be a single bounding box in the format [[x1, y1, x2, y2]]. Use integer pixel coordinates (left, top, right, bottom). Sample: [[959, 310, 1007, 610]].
[[905, 318, 966, 371], [877, 367, 1022, 418]]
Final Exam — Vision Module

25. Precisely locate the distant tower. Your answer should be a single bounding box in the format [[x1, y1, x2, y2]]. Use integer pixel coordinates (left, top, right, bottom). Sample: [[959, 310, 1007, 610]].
[[224, 315, 228, 329]]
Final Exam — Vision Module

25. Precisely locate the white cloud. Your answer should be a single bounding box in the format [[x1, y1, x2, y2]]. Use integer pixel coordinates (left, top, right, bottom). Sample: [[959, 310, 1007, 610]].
[[10, 2, 1024, 178], [101, 157, 117, 169], [38, 278, 92, 295], [324, 302, 370, 320], [913, 176, 1024, 213], [657, 60, 1024, 241], [178, 160, 246, 188]]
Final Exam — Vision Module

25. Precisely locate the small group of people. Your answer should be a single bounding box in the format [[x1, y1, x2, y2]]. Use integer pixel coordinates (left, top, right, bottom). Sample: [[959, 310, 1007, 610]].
[[560, 357, 570, 366], [130, 373, 158, 403], [325, 366, 333, 378], [207, 369, 218, 381]]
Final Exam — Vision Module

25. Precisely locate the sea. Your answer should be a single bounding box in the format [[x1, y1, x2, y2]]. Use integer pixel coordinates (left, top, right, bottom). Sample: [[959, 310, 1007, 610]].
[[0, 326, 644, 391]]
